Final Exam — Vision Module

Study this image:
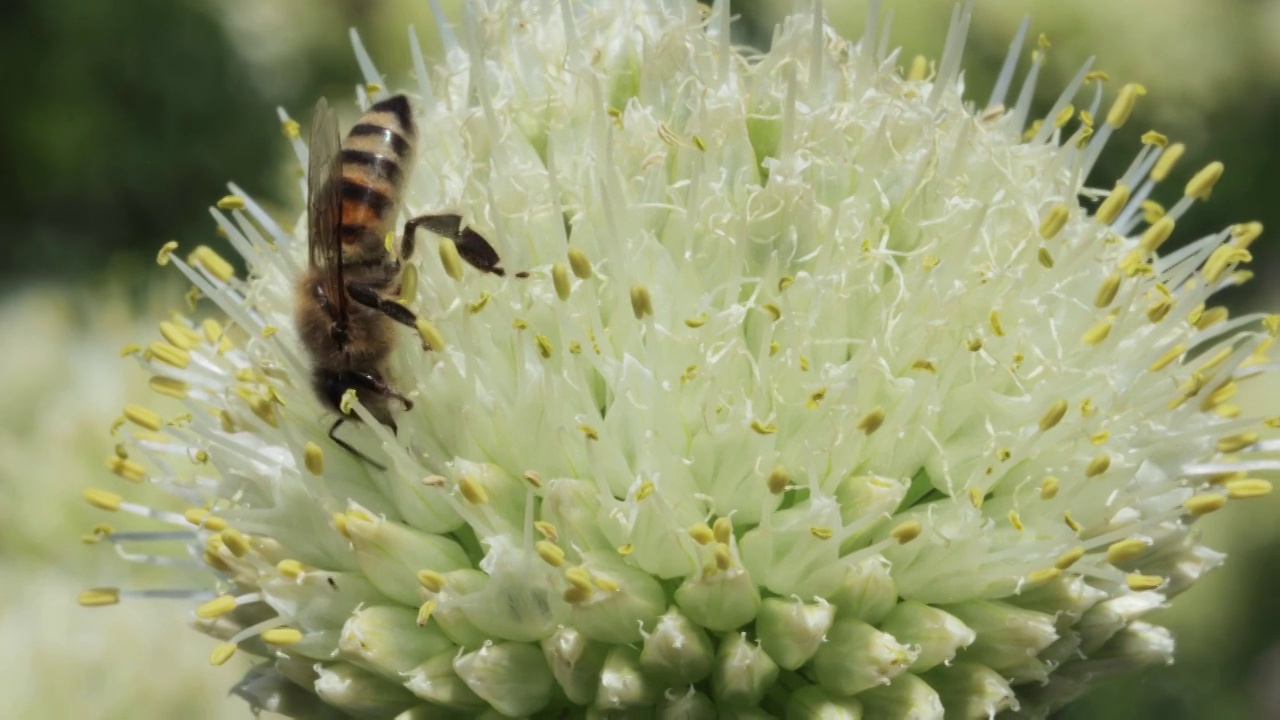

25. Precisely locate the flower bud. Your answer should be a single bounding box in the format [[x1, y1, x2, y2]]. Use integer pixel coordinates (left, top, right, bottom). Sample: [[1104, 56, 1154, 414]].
[[597, 645, 658, 710], [542, 626, 608, 706], [404, 651, 485, 709], [940, 601, 1059, 683], [453, 641, 554, 717], [342, 504, 470, 606], [813, 618, 917, 695], [674, 566, 762, 632], [857, 673, 944, 719], [920, 662, 1017, 718], [639, 607, 715, 686], [657, 688, 716, 719], [755, 596, 835, 670], [338, 604, 454, 677], [712, 632, 780, 707], [823, 556, 898, 624], [569, 551, 668, 644], [877, 600, 975, 672], [313, 662, 419, 717], [784, 685, 864, 719]]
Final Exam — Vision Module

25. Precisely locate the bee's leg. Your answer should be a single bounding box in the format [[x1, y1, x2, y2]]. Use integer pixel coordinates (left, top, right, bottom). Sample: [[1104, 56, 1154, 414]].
[[402, 214, 506, 276], [338, 369, 414, 412], [347, 282, 419, 332], [327, 418, 388, 471]]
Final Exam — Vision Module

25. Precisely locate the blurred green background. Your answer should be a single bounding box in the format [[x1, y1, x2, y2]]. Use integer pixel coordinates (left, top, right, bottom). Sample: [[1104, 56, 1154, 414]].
[[0, 0, 1275, 717]]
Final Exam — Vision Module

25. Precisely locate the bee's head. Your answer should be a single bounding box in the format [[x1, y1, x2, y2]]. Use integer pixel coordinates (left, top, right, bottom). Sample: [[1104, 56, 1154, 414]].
[[313, 369, 399, 429]]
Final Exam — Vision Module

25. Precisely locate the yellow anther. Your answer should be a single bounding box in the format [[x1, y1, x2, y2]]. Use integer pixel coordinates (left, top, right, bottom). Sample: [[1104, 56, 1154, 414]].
[[1185, 161, 1224, 200], [630, 285, 653, 319], [536, 540, 566, 567], [1141, 200, 1166, 223], [1105, 538, 1150, 565], [563, 585, 591, 604], [1095, 183, 1130, 225], [417, 599, 438, 626], [565, 566, 593, 592], [184, 508, 228, 531], [281, 117, 301, 139], [769, 341, 781, 356], [1085, 70, 1110, 83], [810, 526, 834, 540], [691, 135, 707, 151], [209, 643, 238, 666], [189, 246, 235, 281], [1197, 347, 1232, 375], [123, 404, 162, 432], [84, 488, 123, 512], [968, 486, 984, 509], [579, 424, 599, 440], [1064, 511, 1082, 533], [546, 262, 572, 301], [438, 238, 464, 280], [218, 410, 236, 434], [1054, 546, 1086, 570], [397, 263, 418, 303], [1084, 454, 1111, 478], [221, 528, 251, 557], [535, 334, 553, 359], [331, 512, 351, 539], [1094, 274, 1122, 308], [1148, 344, 1185, 373], [890, 520, 923, 544], [260, 326, 278, 339], [1039, 204, 1070, 240], [761, 303, 781, 321], [567, 248, 593, 279], [988, 310, 1005, 337], [778, 275, 794, 291], [1040, 476, 1060, 499], [1150, 142, 1186, 182], [1215, 403, 1242, 418], [147, 342, 190, 369], [1027, 568, 1061, 584], [1091, 431, 1110, 445], [767, 466, 790, 495], [1226, 479, 1272, 499], [216, 195, 245, 210], [1184, 493, 1227, 516], [1037, 247, 1055, 268], [806, 388, 827, 409], [1052, 104, 1075, 128], [417, 569, 447, 593], [682, 312, 710, 329], [1194, 306, 1229, 332], [277, 559, 304, 578], [911, 359, 936, 373], [1106, 83, 1144, 128], [120, 343, 142, 358], [857, 407, 885, 434], [147, 376, 189, 399], [1265, 315, 1280, 337], [1139, 217, 1176, 254], [196, 595, 238, 619], [1126, 574, 1164, 591], [1006, 510, 1024, 531], [522, 470, 544, 489], [908, 55, 929, 81], [750, 419, 778, 435], [922, 255, 941, 270], [261, 628, 302, 646], [799, 355, 810, 372], [184, 285, 201, 311], [1081, 398, 1097, 418], [714, 543, 732, 570], [1141, 130, 1168, 147], [712, 517, 732, 545], [1217, 432, 1258, 453], [1203, 246, 1252, 284], [77, 587, 121, 607], [301, 442, 324, 476], [635, 481, 654, 501], [966, 338, 983, 352], [593, 574, 620, 592], [1039, 399, 1069, 432], [689, 523, 715, 545], [416, 318, 444, 351], [1081, 319, 1113, 346], [534, 521, 558, 541], [156, 240, 180, 266], [106, 456, 147, 483], [1021, 120, 1043, 141], [617, 544, 634, 556], [459, 476, 489, 505], [1231, 221, 1264, 250]]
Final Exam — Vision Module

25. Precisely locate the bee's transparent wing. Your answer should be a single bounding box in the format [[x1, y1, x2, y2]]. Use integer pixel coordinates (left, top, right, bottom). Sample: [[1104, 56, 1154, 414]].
[[308, 97, 347, 324]]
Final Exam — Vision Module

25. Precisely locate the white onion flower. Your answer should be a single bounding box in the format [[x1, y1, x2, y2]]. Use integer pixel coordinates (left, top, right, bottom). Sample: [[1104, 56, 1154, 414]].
[[81, 1, 1279, 717]]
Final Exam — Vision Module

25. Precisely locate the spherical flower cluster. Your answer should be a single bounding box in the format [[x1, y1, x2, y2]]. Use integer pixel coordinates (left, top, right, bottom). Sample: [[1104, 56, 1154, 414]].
[[81, 0, 1278, 717]]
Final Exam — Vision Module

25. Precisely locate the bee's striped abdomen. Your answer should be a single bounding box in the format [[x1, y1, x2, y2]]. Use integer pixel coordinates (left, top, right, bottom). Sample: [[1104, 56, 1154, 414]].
[[338, 95, 417, 246]]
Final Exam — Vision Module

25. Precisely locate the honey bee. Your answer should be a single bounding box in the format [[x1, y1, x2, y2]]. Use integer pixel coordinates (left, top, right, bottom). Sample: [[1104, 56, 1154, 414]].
[[296, 94, 505, 467]]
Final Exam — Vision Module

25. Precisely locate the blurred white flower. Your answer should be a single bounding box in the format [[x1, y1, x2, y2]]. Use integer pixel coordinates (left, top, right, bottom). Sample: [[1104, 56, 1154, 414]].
[[82, 1, 1278, 717]]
